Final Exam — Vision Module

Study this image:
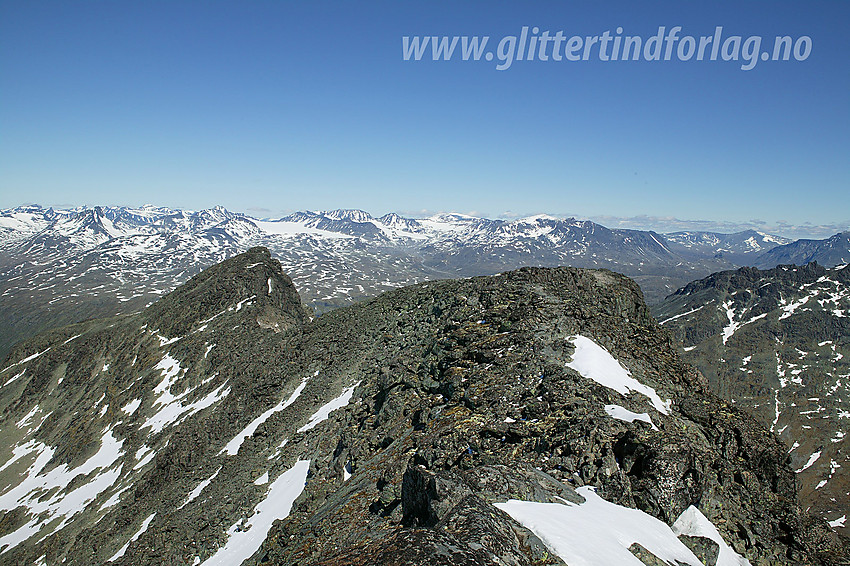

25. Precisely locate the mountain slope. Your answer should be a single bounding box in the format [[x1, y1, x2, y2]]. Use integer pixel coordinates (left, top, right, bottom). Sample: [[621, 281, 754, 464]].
[[0, 249, 844, 565], [654, 263, 850, 532]]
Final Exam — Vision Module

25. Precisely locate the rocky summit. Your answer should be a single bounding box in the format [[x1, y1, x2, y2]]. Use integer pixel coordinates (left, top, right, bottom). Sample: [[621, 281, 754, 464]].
[[0, 248, 846, 565]]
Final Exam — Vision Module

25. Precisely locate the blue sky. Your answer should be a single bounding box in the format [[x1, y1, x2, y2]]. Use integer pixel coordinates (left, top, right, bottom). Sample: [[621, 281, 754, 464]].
[[1, 1, 848, 237]]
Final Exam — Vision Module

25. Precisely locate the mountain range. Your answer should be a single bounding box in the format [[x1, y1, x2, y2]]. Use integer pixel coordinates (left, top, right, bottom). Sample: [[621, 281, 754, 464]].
[[3, 204, 847, 365]]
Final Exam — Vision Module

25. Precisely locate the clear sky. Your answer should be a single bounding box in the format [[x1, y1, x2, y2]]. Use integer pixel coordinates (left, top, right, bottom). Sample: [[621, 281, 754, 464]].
[[1, 1, 848, 237]]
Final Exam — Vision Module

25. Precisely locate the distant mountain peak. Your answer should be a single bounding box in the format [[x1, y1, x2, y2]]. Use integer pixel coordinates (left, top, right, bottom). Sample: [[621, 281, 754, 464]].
[[755, 231, 850, 269], [429, 211, 477, 221], [1, 202, 841, 370], [377, 212, 408, 223], [322, 209, 373, 223]]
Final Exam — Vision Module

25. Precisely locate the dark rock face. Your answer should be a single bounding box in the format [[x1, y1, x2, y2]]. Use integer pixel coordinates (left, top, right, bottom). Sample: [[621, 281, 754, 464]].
[[679, 536, 720, 566], [654, 263, 850, 537], [0, 250, 845, 566]]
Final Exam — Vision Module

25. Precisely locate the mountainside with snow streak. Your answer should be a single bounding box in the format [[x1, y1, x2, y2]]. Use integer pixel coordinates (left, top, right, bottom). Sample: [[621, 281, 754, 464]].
[[0, 248, 844, 565], [654, 263, 850, 532]]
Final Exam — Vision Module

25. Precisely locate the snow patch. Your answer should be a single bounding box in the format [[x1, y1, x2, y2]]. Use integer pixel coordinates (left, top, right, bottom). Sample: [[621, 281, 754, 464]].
[[829, 515, 846, 528], [797, 451, 821, 473], [121, 398, 142, 415], [2, 347, 51, 373], [566, 336, 671, 415], [0, 430, 124, 553], [222, 374, 311, 456], [108, 512, 156, 562], [2, 369, 26, 387], [779, 295, 812, 320], [179, 467, 222, 510], [298, 382, 361, 433], [233, 295, 255, 312], [98, 486, 130, 511], [133, 445, 155, 470], [152, 354, 185, 406], [604, 404, 658, 430], [199, 460, 310, 566], [16, 405, 41, 429], [672, 506, 752, 566], [142, 381, 230, 434], [658, 305, 705, 325], [494, 486, 703, 566], [720, 301, 767, 345]]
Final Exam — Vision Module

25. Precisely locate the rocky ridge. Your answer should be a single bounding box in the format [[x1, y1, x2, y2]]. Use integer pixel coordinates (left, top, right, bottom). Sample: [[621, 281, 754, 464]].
[[0, 248, 845, 565]]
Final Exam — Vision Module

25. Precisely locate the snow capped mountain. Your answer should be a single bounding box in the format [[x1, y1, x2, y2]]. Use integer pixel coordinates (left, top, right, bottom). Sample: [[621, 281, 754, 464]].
[[418, 212, 496, 233], [0, 206, 54, 238], [0, 205, 441, 363], [0, 203, 819, 366], [663, 230, 793, 264], [320, 208, 374, 223], [375, 212, 424, 235], [277, 210, 387, 239], [1, 205, 796, 260]]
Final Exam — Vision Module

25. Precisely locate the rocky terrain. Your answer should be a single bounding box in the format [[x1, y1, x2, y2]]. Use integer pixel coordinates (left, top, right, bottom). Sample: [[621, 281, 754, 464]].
[[2, 204, 795, 362], [655, 263, 850, 534], [0, 248, 846, 565]]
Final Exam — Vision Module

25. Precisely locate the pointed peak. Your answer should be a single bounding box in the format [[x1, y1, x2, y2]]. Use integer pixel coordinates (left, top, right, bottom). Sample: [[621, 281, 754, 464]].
[[143, 247, 308, 338]]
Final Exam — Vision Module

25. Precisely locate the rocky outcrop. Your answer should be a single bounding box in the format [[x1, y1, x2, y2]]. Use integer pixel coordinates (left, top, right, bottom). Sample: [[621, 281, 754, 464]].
[[143, 246, 310, 337]]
